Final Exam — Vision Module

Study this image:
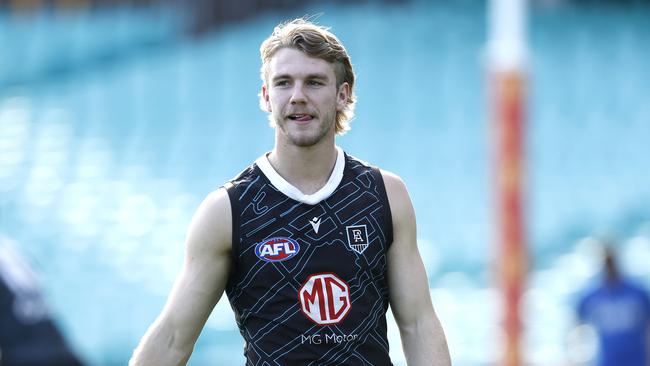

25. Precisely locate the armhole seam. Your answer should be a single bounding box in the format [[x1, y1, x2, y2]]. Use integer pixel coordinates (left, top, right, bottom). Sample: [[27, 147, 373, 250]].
[[371, 167, 394, 249], [223, 182, 239, 281]]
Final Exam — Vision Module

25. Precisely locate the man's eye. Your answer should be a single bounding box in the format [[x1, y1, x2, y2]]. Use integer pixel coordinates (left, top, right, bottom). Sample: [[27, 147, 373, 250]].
[[307, 80, 323, 86], [275, 80, 289, 86]]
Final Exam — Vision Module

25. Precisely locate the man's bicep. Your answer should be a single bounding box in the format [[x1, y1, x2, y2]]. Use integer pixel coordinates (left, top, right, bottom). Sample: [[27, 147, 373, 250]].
[[160, 188, 233, 346], [382, 171, 434, 323], [387, 229, 433, 325]]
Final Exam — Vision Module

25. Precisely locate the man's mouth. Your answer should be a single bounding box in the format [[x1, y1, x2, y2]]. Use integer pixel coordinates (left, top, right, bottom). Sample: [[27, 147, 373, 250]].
[[288, 114, 314, 122]]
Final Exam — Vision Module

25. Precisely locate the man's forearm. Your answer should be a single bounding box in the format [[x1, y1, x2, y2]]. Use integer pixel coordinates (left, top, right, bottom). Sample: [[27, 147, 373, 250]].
[[129, 321, 193, 366], [400, 317, 451, 366]]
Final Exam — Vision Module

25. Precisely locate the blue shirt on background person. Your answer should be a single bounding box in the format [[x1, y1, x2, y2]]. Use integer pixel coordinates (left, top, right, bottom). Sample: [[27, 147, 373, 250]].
[[577, 246, 650, 366]]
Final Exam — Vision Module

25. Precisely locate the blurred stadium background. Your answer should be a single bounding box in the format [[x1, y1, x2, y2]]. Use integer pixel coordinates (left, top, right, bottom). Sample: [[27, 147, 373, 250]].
[[1, 0, 650, 365]]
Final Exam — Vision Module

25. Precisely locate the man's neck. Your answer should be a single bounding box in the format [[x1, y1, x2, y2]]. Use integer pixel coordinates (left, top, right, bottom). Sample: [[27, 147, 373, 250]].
[[267, 139, 338, 195]]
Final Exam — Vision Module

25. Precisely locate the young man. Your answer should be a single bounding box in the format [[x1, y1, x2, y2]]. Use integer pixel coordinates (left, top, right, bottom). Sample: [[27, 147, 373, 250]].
[[130, 19, 450, 366]]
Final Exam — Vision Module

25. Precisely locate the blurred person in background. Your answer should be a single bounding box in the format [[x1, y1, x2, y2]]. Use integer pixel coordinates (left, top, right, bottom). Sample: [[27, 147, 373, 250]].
[[576, 242, 650, 366], [0, 235, 84, 366], [130, 18, 450, 366]]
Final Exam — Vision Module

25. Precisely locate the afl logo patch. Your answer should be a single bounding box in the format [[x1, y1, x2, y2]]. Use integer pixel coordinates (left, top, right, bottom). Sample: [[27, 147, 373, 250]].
[[255, 237, 300, 262]]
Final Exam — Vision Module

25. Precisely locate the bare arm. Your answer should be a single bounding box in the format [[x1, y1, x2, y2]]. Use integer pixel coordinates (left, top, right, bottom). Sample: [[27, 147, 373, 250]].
[[129, 188, 232, 366], [383, 171, 451, 366]]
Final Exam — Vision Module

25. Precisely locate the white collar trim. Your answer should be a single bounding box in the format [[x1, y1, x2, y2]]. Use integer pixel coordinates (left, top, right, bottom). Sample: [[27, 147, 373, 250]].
[[255, 146, 345, 205]]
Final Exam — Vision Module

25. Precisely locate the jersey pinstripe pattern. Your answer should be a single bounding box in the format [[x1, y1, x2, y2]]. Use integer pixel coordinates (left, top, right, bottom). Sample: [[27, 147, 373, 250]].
[[224, 152, 394, 365]]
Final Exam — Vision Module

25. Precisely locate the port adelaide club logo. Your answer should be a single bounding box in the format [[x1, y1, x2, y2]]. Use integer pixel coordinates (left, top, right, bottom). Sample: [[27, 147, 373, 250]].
[[346, 225, 369, 254], [255, 237, 300, 262]]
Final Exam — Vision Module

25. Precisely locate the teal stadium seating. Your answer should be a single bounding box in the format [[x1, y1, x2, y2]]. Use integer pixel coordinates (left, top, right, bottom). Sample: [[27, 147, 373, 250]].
[[0, 1, 649, 365]]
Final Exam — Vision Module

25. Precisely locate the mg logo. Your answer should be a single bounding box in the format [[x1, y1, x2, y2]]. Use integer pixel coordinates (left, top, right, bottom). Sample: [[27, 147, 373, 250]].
[[299, 273, 351, 325]]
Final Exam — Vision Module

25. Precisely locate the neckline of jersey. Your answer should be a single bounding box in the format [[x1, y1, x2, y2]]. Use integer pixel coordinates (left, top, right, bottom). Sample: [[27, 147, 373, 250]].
[[255, 146, 345, 205]]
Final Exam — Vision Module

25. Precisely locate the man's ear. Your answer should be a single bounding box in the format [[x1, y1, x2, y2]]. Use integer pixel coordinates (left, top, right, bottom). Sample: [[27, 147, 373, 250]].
[[261, 85, 272, 112], [336, 82, 350, 111]]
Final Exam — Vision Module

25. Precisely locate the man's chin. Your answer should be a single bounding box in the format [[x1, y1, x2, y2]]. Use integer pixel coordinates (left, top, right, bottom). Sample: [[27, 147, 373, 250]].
[[278, 121, 333, 147], [290, 136, 320, 147], [286, 130, 326, 147]]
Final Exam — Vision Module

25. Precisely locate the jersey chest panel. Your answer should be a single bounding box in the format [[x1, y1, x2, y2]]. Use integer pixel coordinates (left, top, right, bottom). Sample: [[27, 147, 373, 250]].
[[225, 156, 394, 365]]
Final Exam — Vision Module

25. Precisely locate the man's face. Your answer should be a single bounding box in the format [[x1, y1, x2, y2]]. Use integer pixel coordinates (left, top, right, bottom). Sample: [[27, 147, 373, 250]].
[[262, 47, 349, 147]]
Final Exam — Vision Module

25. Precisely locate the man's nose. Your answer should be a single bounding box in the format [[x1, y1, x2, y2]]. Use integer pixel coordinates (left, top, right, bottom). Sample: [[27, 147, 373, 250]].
[[290, 84, 307, 104]]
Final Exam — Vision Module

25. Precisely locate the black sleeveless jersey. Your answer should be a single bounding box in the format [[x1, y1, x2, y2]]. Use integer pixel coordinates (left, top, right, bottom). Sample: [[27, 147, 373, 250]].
[[224, 148, 394, 366]]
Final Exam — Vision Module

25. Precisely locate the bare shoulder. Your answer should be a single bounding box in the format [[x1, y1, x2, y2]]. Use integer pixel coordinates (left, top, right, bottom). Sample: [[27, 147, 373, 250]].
[[380, 169, 416, 254], [380, 169, 412, 213], [380, 169, 406, 189], [202, 187, 231, 215], [186, 187, 232, 257]]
